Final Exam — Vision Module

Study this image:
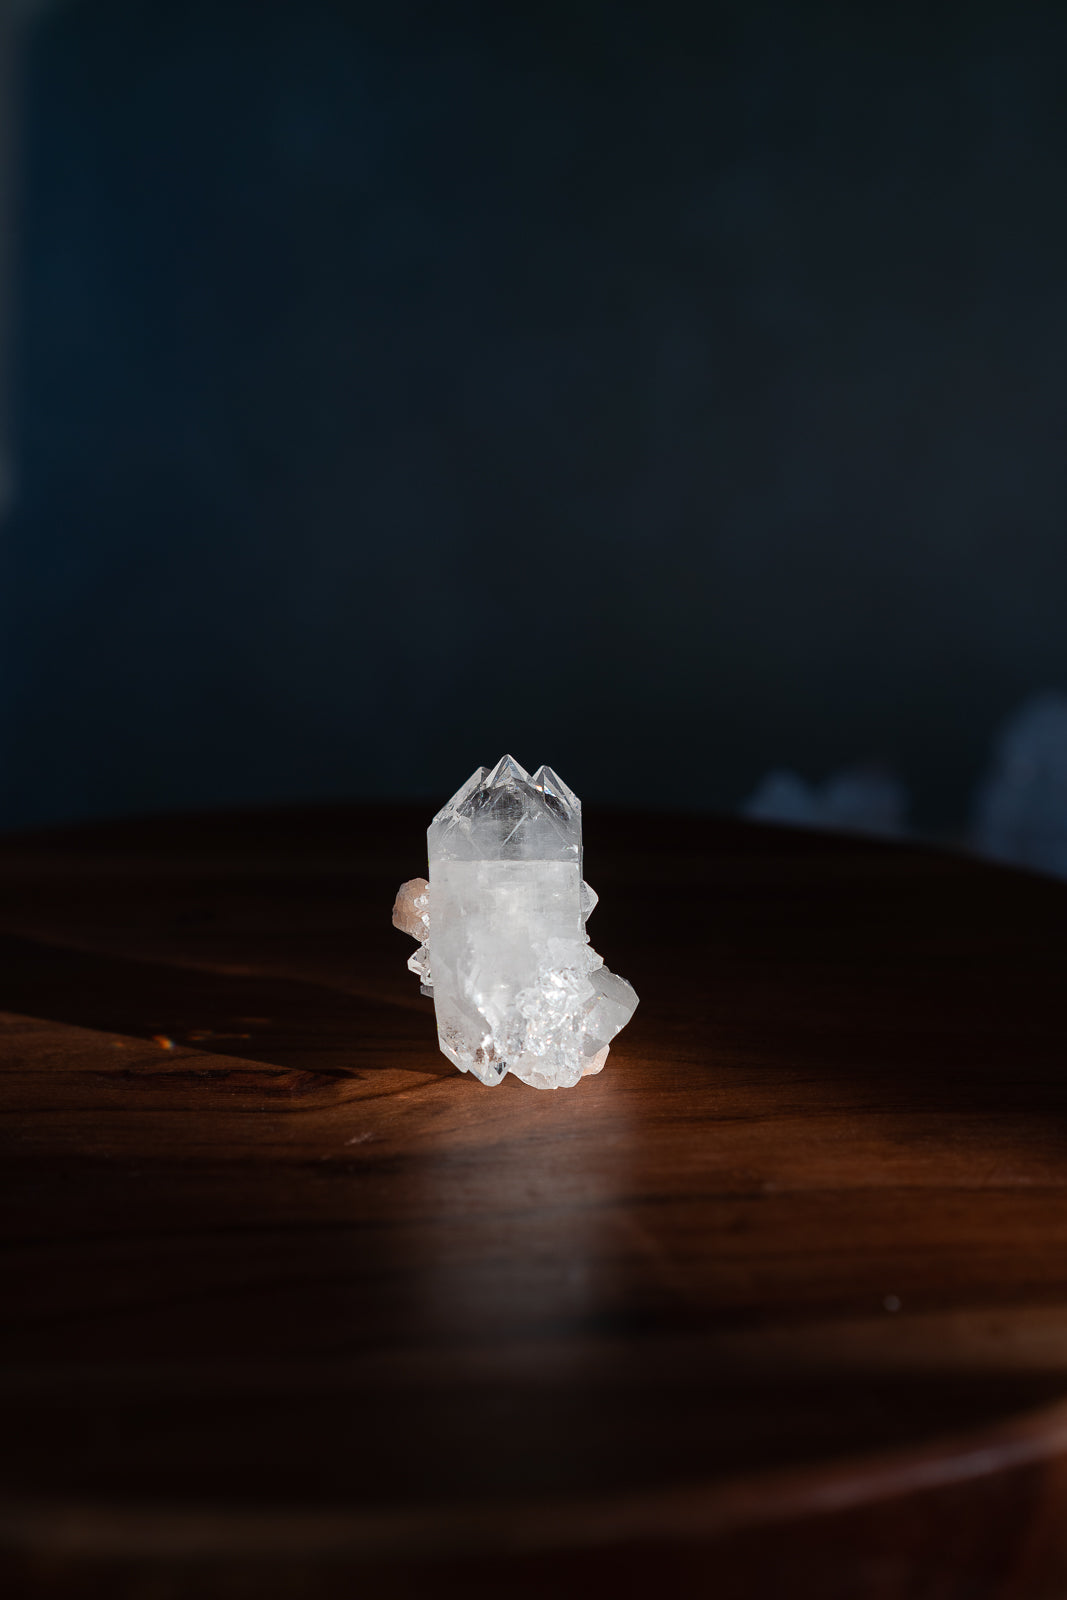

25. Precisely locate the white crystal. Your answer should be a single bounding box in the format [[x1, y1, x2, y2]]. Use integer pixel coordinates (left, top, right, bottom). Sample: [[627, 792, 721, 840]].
[[400, 756, 637, 1089]]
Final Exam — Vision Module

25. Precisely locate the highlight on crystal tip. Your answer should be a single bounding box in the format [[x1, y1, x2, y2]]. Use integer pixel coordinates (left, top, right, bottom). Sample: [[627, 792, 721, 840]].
[[392, 756, 638, 1089]]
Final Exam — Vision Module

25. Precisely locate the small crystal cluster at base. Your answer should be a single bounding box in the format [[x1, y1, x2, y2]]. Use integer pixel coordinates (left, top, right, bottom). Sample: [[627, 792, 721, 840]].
[[393, 756, 638, 1089]]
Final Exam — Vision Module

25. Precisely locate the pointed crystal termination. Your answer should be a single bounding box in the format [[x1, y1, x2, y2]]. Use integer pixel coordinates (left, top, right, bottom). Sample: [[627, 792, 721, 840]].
[[531, 763, 581, 816], [399, 757, 637, 1089]]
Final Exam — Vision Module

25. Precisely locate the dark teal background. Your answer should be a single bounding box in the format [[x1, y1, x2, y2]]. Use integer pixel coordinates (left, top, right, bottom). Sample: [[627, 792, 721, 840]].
[[4, 0, 1067, 828]]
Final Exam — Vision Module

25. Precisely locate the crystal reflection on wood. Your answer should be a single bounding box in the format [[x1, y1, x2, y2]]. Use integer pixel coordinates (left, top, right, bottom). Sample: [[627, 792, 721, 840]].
[[393, 756, 638, 1089]]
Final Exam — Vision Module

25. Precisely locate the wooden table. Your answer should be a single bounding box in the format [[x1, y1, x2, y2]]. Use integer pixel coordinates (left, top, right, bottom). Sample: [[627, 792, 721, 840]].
[[2, 804, 1067, 1597]]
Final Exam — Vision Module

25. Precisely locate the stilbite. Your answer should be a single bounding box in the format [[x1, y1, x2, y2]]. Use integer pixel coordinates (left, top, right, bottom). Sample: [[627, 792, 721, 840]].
[[395, 756, 638, 1089]]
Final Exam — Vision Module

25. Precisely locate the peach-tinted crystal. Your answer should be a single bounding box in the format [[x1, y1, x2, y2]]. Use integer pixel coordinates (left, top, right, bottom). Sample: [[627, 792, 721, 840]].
[[392, 878, 430, 940]]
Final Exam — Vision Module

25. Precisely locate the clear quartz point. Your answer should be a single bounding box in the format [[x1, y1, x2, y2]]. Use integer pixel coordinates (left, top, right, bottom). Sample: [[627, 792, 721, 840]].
[[403, 756, 638, 1089], [530, 763, 581, 815]]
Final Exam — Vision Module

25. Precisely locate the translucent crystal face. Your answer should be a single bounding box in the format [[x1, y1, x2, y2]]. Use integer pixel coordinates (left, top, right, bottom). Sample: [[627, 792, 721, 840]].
[[407, 756, 638, 1090], [428, 755, 582, 865]]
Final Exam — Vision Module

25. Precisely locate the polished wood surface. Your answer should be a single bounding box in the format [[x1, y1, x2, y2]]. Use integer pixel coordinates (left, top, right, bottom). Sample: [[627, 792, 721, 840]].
[[2, 804, 1067, 1596]]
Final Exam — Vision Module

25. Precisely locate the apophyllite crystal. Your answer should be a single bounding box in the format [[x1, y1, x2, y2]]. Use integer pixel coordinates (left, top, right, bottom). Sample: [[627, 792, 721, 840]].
[[393, 756, 638, 1089]]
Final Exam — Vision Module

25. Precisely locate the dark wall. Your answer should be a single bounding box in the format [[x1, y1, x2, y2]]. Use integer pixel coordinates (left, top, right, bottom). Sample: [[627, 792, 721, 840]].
[[3, 0, 1067, 829]]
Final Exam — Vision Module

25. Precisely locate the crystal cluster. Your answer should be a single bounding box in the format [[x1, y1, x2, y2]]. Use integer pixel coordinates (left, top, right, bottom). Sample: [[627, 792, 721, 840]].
[[394, 756, 637, 1089]]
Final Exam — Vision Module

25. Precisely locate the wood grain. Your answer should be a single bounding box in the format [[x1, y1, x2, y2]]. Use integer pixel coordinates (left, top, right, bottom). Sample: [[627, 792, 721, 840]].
[[1, 804, 1067, 1596]]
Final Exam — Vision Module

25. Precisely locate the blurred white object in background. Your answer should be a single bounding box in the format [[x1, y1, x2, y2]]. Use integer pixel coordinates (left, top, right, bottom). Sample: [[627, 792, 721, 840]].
[[744, 764, 908, 838], [971, 693, 1067, 878]]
